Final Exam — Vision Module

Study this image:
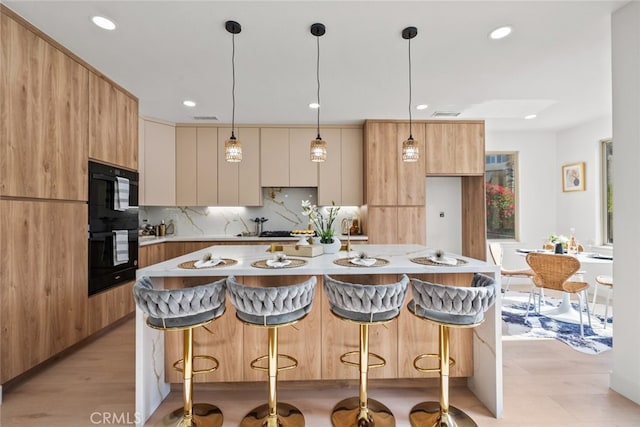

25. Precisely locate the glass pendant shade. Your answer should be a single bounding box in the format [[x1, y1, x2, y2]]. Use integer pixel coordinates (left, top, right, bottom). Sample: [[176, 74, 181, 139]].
[[402, 137, 419, 162], [310, 137, 327, 162], [225, 135, 242, 162]]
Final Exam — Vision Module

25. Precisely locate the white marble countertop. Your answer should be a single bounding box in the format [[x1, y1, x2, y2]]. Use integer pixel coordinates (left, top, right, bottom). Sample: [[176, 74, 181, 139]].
[[138, 234, 369, 247], [136, 244, 499, 277]]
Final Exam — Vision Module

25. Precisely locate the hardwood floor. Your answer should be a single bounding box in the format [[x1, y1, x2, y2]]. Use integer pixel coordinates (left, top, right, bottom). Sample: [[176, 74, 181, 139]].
[[2, 315, 640, 426]]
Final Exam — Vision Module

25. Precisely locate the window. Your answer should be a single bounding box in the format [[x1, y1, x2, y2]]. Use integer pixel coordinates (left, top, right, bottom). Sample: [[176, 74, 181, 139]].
[[602, 140, 613, 245], [485, 152, 518, 240]]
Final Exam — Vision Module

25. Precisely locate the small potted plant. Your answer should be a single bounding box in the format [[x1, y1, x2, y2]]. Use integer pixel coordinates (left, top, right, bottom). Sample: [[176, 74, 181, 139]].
[[301, 200, 341, 253]]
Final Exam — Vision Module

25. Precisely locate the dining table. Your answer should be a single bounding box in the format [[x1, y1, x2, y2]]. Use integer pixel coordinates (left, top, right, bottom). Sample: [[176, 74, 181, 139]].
[[516, 249, 613, 324]]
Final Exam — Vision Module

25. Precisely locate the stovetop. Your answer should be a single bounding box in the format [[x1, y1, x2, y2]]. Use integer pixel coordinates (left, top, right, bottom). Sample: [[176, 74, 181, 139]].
[[259, 230, 292, 237]]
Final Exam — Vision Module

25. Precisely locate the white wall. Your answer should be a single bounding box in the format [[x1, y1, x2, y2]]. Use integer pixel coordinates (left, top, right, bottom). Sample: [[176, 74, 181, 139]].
[[610, 0, 640, 405], [425, 177, 462, 254], [556, 116, 612, 246]]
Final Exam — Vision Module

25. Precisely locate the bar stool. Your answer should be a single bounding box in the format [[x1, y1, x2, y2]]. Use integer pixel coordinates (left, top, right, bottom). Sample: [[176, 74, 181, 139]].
[[226, 275, 317, 427], [409, 274, 496, 427], [133, 276, 226, 427], [323, 274, 410, 427]]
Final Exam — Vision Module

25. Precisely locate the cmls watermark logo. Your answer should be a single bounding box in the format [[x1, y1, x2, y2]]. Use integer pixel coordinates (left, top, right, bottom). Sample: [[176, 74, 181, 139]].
[[90, 412, 142, 425]]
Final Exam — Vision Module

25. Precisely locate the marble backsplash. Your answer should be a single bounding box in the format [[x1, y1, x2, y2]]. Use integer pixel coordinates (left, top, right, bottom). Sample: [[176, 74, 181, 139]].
[[139, 187, 362, 237]]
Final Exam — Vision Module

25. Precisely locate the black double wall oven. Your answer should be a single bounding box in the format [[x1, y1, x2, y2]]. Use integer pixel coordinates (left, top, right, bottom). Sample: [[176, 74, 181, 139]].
[[88, 161, 139, 296]]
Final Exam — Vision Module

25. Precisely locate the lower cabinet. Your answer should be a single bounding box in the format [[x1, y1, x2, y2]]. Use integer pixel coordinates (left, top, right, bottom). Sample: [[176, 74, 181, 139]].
[[86, 281, 135, 336], [0, 199, 87, 383]]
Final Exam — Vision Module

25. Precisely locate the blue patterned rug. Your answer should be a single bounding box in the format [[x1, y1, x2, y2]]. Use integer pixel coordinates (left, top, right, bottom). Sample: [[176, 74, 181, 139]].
[[501, 292, 612, 354]]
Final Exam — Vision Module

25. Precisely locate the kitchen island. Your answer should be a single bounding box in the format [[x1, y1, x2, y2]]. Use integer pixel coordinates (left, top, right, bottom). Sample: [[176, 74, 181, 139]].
[[135, 244, 502, 426]]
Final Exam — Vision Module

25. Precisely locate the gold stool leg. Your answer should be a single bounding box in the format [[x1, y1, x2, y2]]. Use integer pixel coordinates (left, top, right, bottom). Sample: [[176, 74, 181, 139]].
[[240, 326, 304, 427], [160, 328, 223, 427], [331, 323, 395, 427], [409, 325, 477, 427]]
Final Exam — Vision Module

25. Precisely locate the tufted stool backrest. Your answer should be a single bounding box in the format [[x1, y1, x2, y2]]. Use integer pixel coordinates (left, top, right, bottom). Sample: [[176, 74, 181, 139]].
[[410, 274, 496, 326], [133, 276, 226, 329], [226, 276, 317, 326], [323, 274, 410, 323]]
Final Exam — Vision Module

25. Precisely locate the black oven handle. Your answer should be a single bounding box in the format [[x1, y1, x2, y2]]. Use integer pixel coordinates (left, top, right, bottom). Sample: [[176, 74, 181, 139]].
[[92, 172, 139, 187], [90, 230, 138, 240]]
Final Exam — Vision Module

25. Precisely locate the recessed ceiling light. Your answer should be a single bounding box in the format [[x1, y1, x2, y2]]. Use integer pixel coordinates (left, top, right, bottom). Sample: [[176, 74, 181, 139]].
[[183, 100, 196, 107], [416, 104, 428, 110], [489, 26, 512, 40], [91, 16, 116, 31], [309, 102, 320, 109], [524, 114, 537, 120]]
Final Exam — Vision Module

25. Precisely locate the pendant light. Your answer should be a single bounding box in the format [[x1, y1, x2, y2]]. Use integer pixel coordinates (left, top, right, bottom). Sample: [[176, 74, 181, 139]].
[[402, 26, 419, 162], [225, 20, 242, 162], [310, 23, 327, 162]]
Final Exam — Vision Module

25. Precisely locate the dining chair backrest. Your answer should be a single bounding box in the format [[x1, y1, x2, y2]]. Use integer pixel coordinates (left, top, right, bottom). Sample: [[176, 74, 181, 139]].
[[525, 253, 580, 292], [488, 242, 503, 266]]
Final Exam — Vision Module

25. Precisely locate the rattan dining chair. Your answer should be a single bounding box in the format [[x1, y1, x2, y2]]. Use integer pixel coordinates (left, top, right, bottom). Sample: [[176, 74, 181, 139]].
[[525, 252, 592, 337], [488, 242, 535, 294]]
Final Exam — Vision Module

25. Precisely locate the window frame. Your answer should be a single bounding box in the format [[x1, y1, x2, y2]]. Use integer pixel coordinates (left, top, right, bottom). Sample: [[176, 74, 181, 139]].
[[485, 151, 519, 241]]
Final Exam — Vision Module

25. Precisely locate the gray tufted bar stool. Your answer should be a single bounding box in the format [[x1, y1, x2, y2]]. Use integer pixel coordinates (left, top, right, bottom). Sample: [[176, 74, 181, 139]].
[[408, 274, 497, 427], [323, 274, 410, 427], [226, 275, 317, 427], [133, 276, 227, 427]]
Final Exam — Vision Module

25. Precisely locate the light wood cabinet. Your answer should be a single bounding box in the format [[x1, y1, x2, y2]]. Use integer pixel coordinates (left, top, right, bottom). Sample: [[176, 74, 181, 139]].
[[318, 128, 363, 206], [1, 12, 88, 201], [365, 206, 425, 245], [86, 281, 135, 336], [89, 73, 139, 170], [397, 122, 426, 205], [425, 122, 484, 175], [176, 126, 219, 206], [261, 128, 318, 187], [0, 200, 87, 383], [138, 243, 166, 268], [142, 119, 176, 206], [364, 122, 398, 206], [217, 127, 261, 206]]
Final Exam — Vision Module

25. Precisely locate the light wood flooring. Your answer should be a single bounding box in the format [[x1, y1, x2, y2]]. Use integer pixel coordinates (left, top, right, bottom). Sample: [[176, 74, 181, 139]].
[[2, 315, 640, 426]]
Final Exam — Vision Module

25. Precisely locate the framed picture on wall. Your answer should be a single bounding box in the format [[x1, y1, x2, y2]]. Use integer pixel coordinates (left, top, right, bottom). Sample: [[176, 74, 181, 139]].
[[562, 162, 585, 192]]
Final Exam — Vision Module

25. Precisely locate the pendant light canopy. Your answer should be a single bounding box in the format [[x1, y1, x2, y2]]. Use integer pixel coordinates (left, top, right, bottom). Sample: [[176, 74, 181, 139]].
[[310, 23, 327, 162], [402, 26, 419, 162], [225, 20, 242, 162]]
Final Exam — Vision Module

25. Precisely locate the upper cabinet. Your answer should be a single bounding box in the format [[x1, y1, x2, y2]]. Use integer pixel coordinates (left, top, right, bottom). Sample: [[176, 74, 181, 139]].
[[261, 128, 318, 187], [318, 128, 363, 206], [364, 121, 425, 206], [0, 12, 88, 201], [89, 73, 139, 170], [218, 127, 262, 206], [141, 118, 176, 206], [425, 121, 484, 175]]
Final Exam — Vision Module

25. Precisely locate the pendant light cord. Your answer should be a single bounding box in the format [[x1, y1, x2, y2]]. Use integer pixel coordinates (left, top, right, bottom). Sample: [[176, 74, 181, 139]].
[[408, 36, 413, 140], [316, 35, 321, 140], [231, 32, 236, 139]]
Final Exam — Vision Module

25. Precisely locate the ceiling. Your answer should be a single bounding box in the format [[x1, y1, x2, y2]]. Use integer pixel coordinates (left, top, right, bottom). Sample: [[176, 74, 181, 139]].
[[4, 1, 625, 132]]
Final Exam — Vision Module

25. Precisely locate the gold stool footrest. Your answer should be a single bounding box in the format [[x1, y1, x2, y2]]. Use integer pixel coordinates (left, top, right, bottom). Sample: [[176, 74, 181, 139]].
[[340, 350, 386, 369], [173, 355, 220, 375], [413, 353, 455, 373], [250, 353, 298, 372]]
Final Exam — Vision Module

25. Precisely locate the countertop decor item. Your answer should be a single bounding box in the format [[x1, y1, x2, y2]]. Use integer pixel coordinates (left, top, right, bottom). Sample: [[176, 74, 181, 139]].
[[301, 200, 339, 244], [178, 258, 237, 269], [251, 258, 308, 269], [224, 20, 242, 162], [333, 256, 389, 268], [410, 256, 467, 267]]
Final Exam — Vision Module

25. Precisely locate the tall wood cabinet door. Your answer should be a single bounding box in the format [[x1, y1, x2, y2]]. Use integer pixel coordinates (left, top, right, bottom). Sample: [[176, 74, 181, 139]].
[[425, 123, 456, 175], [455, 123, 484, 175], [1, 14, 88, 201], [462, 176, 487, 259], [143, 120, 176, 206], [364, 122, 398, 205], [176, 127, 197, 206], [89, 73, 117, 165], [289, 128, 318, 187], [196, 128, 218, 206], [318, 128, 343, 205], [260, 128, 290, 187], [237, 127, 261, 206], [341, 128, 363, 206], [138, 118, 146, 204], [397, 206, 426, 244], [116, 91, 139, 170], [397, 122, 425, 205], [0, 200, 87, 383], [366, 206, 398, 244]]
